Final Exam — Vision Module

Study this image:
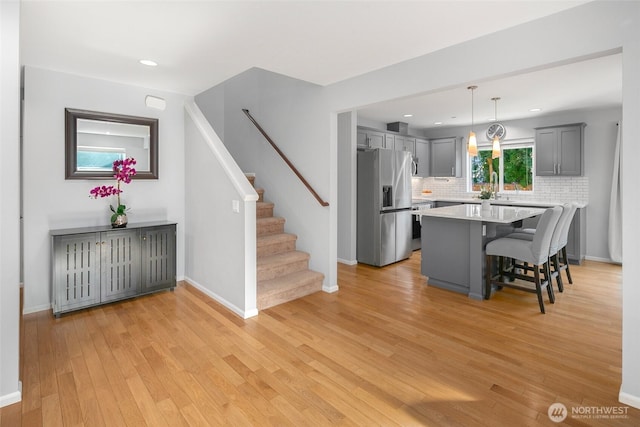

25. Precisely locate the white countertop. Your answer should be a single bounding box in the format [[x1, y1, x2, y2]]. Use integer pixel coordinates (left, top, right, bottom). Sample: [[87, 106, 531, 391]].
[[414, 204, 546, 224], [412, 196, 587, 209]]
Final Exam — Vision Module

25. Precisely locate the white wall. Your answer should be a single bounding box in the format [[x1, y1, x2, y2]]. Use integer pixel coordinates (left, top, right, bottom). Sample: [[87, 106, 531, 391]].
[[0, 0, 22, 408], [183, 103, 257, 318], [337, 111, 356, 264], [22, 67, 191, 313], [620, 4, 640, 408], [196, 68, 337, 292]]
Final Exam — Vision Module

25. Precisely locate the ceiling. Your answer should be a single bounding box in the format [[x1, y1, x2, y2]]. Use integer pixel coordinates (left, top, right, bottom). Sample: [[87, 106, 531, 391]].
[[20, 0, 589, 96], [357, 52, 622, 130], [20, 1, 616, 129]]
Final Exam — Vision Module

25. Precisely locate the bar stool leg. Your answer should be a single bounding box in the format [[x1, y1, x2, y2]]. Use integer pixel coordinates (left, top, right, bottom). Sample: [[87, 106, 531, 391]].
[[533, 266, 545, 314], [551, 253, 564, 292], [562, 247, 573, 284], [544, 261, 555, 303]]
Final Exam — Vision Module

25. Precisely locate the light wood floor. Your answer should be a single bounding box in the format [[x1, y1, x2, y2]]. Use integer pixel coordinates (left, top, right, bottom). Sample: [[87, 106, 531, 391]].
[[2, 252, 639, 426]]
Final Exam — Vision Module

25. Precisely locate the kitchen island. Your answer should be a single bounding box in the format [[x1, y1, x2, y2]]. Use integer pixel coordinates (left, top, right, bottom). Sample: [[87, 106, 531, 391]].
[[414, 204, 545, 300]]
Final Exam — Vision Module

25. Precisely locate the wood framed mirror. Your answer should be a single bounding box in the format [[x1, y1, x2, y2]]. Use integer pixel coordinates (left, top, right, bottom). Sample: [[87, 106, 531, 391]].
[[65, 108, 158, 180]]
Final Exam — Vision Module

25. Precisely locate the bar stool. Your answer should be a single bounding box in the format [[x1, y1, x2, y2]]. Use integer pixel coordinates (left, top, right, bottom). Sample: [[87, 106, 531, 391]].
[[508, 203, 577, 291], [485, 206, 562, 313]]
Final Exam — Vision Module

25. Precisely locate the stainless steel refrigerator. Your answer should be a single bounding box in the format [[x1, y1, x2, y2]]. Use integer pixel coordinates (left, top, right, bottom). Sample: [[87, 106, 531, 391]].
[[357, 148, 413, 266]]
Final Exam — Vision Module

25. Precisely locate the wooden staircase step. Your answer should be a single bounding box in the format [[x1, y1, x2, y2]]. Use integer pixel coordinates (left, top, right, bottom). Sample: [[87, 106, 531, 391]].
[[258, 270, 324, 310], [257, 233, 297, 257], [257, 251, 310, 282], [257, 216, 285, 236], [245, 173, 256, 186], [255, 188, 264, 202], [256, 202, 274, 219]]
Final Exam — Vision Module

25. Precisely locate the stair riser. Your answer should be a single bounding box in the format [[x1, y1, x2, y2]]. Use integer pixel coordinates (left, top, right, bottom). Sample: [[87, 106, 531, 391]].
[[257, 241, 297, 257], [258, 259, 309, 282], [258, 279, 323, 310], [257, 206, 274, 218], [257, 222, 284, 236]]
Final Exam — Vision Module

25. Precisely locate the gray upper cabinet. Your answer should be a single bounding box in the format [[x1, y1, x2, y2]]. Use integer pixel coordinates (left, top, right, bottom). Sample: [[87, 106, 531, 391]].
[[430, 137, 460, 177], [357, 128, 386, 149], [385, 133, 395, 150], [395, 136, 416, 155], [415, 138, 429, 177], [535, 123, 585, 176]]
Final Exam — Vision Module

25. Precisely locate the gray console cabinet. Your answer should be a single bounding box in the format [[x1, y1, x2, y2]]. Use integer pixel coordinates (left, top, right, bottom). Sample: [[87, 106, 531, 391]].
[[51, 221, 176, 316]]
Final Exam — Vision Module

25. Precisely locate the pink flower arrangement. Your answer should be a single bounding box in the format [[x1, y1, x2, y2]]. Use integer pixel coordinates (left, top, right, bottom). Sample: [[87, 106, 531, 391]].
[[89, 158, 137, 222]]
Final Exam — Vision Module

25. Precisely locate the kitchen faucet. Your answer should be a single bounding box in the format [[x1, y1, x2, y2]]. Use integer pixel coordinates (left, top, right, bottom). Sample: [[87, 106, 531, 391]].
[[491, 171, 499, 199]]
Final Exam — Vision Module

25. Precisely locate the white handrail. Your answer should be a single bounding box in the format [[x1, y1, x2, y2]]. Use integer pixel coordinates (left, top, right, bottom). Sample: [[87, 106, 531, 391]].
[[184, 101, 258, 202]]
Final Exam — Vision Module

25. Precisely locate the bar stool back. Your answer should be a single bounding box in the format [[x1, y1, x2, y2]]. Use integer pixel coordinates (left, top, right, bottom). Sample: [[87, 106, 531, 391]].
[[485, 206, 562, 313]]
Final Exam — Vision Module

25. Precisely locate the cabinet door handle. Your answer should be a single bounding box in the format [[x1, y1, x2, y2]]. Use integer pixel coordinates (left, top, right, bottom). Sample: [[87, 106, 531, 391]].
[[557, 163, 561, 174], [451, 166, 454, 176]]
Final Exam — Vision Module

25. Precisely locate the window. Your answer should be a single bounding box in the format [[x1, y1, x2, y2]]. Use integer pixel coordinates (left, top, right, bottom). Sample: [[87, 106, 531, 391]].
[[469, 143, 533, 193], [77, 146, 126, 171]]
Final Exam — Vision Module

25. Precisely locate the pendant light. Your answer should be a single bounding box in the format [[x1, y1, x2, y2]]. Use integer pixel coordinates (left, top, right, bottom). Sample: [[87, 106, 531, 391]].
[[491, 97, 502, 159], [467, 85, 478, 156]]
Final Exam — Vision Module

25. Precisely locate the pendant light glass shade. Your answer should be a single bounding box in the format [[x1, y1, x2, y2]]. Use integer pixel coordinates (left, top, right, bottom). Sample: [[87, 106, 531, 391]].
[[467, 85, 478, 156], [491, 97, 501, 159], [492, 136, 501, 158], [468, 131, 478, 156]]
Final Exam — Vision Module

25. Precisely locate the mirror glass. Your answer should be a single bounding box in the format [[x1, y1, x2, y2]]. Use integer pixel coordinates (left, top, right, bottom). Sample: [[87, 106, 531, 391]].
[[65, 108, 158, 179]]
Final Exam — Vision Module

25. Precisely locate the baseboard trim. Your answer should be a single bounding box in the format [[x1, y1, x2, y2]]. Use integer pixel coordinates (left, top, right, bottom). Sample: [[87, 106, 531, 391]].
[[619, 390, 640, 410], [22, 303, 52, 315], [323, 284, 339, 293], [585, 255, 620, 264], [0, 386, 21, 408], [337, 258, 357, 266], [584, 255, 621, 265], [183, 276, 258, 319]]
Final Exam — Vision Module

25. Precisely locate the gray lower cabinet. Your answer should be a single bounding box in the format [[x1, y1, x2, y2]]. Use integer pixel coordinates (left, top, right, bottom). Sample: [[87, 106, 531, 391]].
[[100, 229, 141, 303], [518, 206, 585, 264], [140, 225, 177, 293], [51, 221, 176, 316]]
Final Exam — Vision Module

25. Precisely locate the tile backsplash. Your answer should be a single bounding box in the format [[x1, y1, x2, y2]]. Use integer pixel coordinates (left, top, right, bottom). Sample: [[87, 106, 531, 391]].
[[412, 176, 589, 205]]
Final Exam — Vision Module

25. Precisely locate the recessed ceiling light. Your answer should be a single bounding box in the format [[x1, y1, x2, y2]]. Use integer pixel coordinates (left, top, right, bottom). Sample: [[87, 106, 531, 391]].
[[139, 59, 158, 67], [403, 114, 413, 118], [530, 108, 542, 112], [434, 121, 443, 125]]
